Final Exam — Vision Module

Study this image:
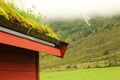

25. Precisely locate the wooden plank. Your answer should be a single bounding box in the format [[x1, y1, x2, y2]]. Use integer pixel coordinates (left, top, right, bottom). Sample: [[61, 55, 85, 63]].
[[0, 62, 36, 72], [0, 26, 55, 47], [0, 31, 62, 56], [0, 43, 36, 63], [0, 71, 36, 80], [36, 53, 40, 80], [0, 43, 37, 71]]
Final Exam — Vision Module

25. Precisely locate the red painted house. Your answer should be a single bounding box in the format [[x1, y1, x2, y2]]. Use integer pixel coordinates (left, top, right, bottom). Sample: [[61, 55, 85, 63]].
[[0, 17, 68, 80]]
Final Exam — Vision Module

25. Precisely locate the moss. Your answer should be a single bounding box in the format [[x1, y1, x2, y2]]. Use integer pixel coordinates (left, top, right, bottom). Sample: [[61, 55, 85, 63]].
[[45, 27, 57, 38], [0, 8, 9, 19], [0, 0, 57, 38], [0, 0, 4, 2]]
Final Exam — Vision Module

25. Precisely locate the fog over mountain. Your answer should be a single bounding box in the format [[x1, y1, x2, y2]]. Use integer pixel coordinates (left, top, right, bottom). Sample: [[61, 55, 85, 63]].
[[6, 0, 120, 20]]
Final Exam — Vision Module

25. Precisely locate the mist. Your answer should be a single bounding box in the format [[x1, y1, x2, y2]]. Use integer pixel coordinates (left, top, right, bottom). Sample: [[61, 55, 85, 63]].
[[6, 0, 120, 20]]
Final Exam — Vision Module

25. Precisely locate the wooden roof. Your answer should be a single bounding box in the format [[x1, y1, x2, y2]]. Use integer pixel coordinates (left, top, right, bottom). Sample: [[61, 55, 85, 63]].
[[0, 15, 60, 45], [0, 16, 68, 58]]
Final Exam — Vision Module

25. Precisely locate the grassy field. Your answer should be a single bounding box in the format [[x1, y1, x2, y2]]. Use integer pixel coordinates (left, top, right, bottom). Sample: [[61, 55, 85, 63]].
[[41, 67, 120, 80]]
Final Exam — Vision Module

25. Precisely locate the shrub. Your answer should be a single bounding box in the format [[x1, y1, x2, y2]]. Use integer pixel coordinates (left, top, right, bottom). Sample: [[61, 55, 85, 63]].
[[87, 66, 90, 68], [103, 50, 110, 55], [74, 65, 77, 69], [66, 65, 71, 69]]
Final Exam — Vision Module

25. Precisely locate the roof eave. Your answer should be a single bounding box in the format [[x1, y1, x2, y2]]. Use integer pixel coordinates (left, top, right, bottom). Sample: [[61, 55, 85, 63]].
[[0, 16, 69, 58]]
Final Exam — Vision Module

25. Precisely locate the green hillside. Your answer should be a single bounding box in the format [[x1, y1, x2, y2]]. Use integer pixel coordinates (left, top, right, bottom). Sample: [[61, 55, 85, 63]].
[[40, 15, 120, 71]]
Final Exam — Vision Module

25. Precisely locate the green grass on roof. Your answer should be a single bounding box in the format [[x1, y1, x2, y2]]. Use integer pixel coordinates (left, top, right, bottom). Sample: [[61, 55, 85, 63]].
[[0, 0, 57, 38]]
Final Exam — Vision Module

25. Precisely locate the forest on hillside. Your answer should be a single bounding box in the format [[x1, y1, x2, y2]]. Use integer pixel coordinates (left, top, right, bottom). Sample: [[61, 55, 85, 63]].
[[49, 15, 120, 43]]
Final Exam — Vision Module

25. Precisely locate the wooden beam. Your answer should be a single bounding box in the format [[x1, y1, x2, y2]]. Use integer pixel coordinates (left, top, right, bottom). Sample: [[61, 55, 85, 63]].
[[0, 16, 60, 45], [0, 31, 68, 57]]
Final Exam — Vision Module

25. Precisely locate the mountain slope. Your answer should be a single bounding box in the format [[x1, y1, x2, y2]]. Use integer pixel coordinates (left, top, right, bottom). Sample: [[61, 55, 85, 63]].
[[40, 16, 120, 71]]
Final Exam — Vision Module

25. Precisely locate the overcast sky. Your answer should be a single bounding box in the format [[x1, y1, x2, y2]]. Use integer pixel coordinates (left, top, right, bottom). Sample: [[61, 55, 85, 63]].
[[7, 0, 120, 19]]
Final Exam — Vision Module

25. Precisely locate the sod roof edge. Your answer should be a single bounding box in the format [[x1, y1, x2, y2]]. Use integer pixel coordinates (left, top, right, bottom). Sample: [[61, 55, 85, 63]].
[[0, 15, 68, 47]]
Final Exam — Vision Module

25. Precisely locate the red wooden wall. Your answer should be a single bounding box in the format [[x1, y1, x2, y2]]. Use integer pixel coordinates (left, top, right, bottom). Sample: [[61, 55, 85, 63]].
[[0, 43, 39, 80]]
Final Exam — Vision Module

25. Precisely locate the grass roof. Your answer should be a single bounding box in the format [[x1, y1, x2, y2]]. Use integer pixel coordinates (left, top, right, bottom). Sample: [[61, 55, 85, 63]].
[[0, 0, 57, 39]]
